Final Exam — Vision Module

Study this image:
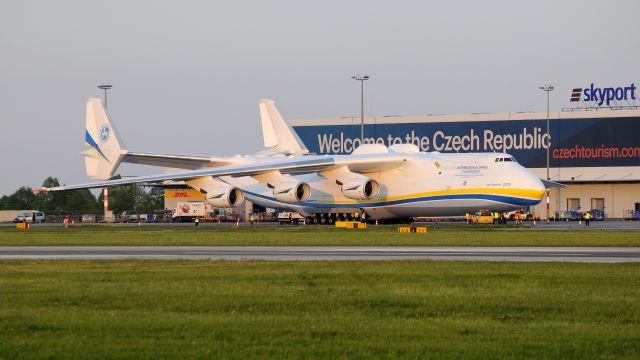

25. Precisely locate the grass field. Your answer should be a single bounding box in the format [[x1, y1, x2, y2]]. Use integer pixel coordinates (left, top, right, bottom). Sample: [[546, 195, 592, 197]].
[[1, 224, 640, 246], [1, 260, 639, 358]]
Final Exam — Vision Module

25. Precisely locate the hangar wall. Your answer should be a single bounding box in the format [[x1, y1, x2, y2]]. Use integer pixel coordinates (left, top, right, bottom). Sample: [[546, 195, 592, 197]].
[[290, 108, 640, 219]]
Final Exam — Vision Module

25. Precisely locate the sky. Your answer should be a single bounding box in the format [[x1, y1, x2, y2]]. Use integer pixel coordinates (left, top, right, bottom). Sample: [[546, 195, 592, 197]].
[[1, 0, 638, 195]]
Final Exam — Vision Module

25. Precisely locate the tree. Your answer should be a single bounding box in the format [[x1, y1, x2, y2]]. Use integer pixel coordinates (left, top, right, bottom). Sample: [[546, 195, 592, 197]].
[[64, 190, 100, 215], [148, 187, 165, 211], [0, 196, 8, 210], [132, 187, 165, 214], [3, 187, 35, 210], [108, 184, 137, 214], [31, 177, 69, 214]]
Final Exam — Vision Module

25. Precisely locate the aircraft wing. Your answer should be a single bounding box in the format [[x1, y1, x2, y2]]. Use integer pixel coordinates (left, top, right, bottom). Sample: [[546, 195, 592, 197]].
[[122, 152, 234, 170], [39, 154, 407, 192]]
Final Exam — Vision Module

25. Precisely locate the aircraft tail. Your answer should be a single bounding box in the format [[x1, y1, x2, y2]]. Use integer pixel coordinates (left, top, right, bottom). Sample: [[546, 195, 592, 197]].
[[83, 98, 127, 180], [259, 99, 308, 155]]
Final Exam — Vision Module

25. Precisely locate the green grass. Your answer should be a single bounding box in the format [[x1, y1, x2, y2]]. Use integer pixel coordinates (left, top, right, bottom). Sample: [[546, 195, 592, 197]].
[[0, 224, 640, 246], [1, 260, 639, 358]]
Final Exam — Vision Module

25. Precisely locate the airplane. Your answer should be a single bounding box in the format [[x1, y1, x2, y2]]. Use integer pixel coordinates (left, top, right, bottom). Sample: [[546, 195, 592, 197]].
[[39, 98, 547, 222]]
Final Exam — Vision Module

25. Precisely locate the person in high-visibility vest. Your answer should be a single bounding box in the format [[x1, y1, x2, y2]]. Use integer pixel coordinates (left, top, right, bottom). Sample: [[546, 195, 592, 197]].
[[360, 209, 366, 223], [584, 211, 591, 226], [465, 213, 470, 224], [194, 217, 200, 227], [493, 212, 499, 224], [514, 211, 520, 225], [353, 211, 360, 221]]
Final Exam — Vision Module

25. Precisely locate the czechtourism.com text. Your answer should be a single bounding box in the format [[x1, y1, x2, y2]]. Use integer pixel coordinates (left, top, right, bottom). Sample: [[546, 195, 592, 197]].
[[553, 145, 640, 159]]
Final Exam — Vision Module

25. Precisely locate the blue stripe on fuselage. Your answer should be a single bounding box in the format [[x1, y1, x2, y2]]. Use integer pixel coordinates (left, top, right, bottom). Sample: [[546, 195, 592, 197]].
[[243, 190, 539, 209]]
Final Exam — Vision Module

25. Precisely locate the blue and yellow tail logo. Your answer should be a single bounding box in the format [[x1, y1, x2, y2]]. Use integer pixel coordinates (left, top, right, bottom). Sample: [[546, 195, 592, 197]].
[[85, 129, 110, 163]]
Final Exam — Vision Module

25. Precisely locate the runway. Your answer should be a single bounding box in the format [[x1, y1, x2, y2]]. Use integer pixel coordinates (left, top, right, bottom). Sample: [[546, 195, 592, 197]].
[[1, 246, 640, 262]]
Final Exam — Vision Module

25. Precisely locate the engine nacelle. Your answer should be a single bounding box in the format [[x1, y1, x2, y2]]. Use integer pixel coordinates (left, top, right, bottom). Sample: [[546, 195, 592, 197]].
[[341, 178, 380, 200], [206, 187, 244, 207], [273, 181, 311, 203]]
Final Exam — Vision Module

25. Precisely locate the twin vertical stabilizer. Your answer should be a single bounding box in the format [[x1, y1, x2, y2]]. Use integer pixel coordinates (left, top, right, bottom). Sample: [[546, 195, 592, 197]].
[[83, 98, 127, 180], [259, 99, 308, 155]]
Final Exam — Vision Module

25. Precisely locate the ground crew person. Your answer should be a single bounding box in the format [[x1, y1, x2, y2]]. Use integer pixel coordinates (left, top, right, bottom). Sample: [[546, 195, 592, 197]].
[[360, 209, 366, 223], [250, 213, 255, 226], [353, 211, 360, 222], [465, 213, 471, 224], [493, 212, 499, 224], [194, 217, 200, 227], [584, 211, 591, 226], [514, 211, 520, 225]]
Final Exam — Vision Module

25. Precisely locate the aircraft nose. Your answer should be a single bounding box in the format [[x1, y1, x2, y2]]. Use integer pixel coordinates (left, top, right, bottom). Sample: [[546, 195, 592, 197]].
[[529, 174, 546, 200]]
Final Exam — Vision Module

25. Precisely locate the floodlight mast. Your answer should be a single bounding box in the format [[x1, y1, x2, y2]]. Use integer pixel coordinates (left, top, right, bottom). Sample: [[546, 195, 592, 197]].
[[539, 82, 554, 222], [97, 84, 112, 108], [352, 75, 370, 144]]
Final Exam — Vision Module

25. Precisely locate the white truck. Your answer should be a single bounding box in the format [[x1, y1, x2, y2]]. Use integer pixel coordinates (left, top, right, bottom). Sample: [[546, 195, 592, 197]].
[[13, 211, 45, 223], [277, 211, 304, 224], [172, 202, 207, 222]]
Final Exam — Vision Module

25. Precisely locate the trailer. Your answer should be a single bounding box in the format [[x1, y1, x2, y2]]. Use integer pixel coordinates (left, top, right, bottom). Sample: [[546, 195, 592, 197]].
[[172, 202, 207, 222]]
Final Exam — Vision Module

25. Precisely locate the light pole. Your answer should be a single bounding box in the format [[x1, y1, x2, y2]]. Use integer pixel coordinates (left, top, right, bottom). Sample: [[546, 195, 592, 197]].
[[539, 82, 554, 222], [352, 75, 370, 144], [98, 84, 112, 108]]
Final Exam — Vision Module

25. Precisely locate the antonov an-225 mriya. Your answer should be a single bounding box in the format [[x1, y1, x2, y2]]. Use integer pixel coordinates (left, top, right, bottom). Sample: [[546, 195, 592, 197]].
[[40, 98, 548, 222]]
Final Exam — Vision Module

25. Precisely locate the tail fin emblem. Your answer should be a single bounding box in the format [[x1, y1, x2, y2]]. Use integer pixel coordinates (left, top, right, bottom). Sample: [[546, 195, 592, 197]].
[[99, 124, 111, 143]]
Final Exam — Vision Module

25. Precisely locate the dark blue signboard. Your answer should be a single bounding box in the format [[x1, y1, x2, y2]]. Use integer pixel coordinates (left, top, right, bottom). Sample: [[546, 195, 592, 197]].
[[292, 116, 640, 168]]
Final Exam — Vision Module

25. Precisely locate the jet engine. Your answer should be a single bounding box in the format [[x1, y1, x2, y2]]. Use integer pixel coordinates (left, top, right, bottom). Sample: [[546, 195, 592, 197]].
[[341, 178, 380, 200], [273, 181, 311, 203], [206, 186, 244, 207]]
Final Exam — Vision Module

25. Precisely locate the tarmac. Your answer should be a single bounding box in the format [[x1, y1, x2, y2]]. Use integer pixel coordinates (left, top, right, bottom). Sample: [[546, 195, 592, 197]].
[[1, 246, 639, 262], [2, 220, 640, 230]]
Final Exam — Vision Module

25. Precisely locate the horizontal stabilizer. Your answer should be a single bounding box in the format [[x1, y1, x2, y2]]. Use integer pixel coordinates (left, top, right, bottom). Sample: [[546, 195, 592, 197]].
[[541, 179, 566, 188]]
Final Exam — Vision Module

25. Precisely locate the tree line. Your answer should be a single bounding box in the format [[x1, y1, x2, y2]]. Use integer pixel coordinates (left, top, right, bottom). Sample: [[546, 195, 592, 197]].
[[0, 177, 164, 215]]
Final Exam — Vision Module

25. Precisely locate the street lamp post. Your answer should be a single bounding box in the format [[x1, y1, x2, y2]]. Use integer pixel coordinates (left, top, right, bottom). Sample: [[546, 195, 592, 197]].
[[539, 82, 554, 222], [98, 84, 112, 108], [352, 75, 370, 144]]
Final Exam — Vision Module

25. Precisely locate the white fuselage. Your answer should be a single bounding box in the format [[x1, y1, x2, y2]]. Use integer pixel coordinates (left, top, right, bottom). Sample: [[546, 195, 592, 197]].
[[221, 151, 545, 220]]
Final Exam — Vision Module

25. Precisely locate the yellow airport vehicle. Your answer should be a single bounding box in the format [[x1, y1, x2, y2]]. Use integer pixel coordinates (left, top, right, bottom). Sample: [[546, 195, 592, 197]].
[[473, 211, 494, 224]]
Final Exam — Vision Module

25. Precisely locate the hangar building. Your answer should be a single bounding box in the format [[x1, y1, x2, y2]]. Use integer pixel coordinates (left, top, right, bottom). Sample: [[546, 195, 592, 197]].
[[290, 104, 640, 219]]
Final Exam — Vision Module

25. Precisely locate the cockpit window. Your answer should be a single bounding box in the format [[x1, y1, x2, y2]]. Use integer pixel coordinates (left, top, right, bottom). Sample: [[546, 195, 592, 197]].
[[495, 157, 515, 162]]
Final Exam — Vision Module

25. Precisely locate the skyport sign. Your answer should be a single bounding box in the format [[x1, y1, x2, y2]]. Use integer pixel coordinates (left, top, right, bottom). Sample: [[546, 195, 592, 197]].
[[570, 83, 637, 106]]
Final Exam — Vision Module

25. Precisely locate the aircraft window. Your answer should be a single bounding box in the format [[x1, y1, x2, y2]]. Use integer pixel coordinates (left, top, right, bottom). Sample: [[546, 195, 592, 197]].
[[495, 157, 514, 162]]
